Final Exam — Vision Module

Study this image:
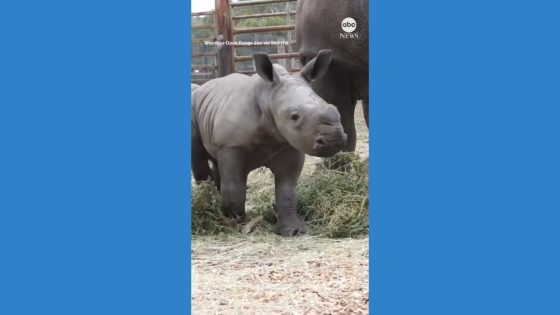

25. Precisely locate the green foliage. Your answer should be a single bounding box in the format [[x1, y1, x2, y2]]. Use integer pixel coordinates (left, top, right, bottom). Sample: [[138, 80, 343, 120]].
[[191, 15, 214, 40]]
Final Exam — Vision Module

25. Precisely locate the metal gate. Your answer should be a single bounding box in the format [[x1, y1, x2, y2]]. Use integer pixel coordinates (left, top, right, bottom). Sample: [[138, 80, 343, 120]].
[[191, 0, 300, 84]]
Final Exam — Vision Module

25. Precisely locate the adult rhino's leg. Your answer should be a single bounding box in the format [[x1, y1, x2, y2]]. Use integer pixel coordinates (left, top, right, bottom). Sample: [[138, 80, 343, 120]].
[[217, 147, 248, 220], [268, 148, 306, 237], [362, 95, 369, 128], [191, 123, 212, 183], [311, 62, 357, 151], [354, 71, 369, 128]]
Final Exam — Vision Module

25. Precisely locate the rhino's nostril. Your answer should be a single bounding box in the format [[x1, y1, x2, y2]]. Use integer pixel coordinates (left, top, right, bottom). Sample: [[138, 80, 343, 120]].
[[316, 138, 326, 146]]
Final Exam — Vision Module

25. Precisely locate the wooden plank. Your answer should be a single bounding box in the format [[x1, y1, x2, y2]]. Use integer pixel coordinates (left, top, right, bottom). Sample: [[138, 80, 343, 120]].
[[192, 64, 218, 68], [234, 52, 299, 62], [233, 25, 295, 35], [230, 0, 296, 7], [192, 24, 215, 30], [192, 39, 217, 43], [192, 52, 218, 57], [191, 10, 215, 17], [232, 11, 296, 20]]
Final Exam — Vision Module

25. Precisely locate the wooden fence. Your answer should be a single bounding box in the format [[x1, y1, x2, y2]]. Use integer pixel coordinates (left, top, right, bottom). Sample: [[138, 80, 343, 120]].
[[191, 0, 299, 84]]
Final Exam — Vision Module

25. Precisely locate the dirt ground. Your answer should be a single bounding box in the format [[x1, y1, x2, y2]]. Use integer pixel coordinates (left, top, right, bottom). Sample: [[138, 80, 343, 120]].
[[192, 104, 369, 314]]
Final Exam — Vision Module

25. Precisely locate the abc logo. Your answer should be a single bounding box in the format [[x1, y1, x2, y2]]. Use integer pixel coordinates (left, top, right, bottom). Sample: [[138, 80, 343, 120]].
[[341, 17, 357, 33]]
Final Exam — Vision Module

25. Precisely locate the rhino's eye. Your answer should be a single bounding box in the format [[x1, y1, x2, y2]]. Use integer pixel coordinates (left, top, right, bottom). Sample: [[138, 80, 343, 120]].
[[290, 113, 300, 122]]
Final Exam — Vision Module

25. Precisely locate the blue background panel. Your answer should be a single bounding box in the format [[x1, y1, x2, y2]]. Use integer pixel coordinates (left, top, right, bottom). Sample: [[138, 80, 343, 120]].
[[372, 0, 560, 314], [0, 1, 189, 314], [1, 0, 559, 314]]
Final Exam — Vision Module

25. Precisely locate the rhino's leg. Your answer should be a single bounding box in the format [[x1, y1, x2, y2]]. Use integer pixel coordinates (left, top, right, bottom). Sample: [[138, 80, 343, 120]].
[[191, 124, 212, 183], [268, 148, 306, 237], [217, 147, 248, 220], [339, 95, 358, 152], [311, 62, 357, 152], [362, 94, 369, 128], [209, 158, 220, 191], [354, 71, 369, 128]]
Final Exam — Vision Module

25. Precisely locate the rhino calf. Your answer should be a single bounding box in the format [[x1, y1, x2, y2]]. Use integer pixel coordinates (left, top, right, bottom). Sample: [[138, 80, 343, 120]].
[[191, 50, 347, 236]]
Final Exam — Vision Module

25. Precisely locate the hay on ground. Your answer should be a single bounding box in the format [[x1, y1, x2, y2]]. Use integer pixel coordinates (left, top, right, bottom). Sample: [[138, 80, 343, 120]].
[[191, 235, 369, 314], [191, 152, 369, 238], [191, 181, 237, 235]]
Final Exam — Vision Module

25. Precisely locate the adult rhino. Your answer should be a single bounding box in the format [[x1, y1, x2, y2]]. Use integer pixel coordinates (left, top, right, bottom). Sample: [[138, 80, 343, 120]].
[[191, 50, 347, 236], [191, 83, 200, 93], [296, 0, 369, 152]]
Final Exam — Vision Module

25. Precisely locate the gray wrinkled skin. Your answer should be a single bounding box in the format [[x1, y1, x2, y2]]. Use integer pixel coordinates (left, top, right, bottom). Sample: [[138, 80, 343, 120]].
[[296, 0, 369, 152], [191, 83, 200, 93], [191, 51, 347, 237]]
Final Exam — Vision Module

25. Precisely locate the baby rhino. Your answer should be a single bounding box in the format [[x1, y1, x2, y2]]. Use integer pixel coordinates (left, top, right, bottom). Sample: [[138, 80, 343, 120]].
[[191, 50, 347, 237]]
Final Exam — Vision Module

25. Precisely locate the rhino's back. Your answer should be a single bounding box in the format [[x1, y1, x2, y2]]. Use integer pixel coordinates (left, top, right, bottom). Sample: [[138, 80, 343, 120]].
[[191, 73, 262, 158]]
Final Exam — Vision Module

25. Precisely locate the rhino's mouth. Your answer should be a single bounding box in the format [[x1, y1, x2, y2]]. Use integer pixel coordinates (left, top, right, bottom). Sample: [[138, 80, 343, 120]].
[[311, 132, 347, 157], [312, 147, 343, 157]]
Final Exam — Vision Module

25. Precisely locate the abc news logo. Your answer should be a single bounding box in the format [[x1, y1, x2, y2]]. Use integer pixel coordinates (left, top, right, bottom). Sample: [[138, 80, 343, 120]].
[[340, 17, 358, 39]]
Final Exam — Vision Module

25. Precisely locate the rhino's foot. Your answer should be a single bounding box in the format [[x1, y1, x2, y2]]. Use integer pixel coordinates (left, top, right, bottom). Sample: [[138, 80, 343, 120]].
[[272, 216, 308, 237], [232, 212, 247, 223], [220, 207, 247, 225], [222, 210, 246, 222]]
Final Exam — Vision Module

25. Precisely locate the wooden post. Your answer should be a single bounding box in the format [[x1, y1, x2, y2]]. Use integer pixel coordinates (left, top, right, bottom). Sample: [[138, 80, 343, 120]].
[[278, 45, 286, 68], [216, 0, 234, 76], [285, 1, 292, 71]]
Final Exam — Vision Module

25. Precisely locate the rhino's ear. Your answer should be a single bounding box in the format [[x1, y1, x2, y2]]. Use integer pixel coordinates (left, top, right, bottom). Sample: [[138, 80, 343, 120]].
[[253, 53, 274, 82], [300, 49, 332, 82]]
